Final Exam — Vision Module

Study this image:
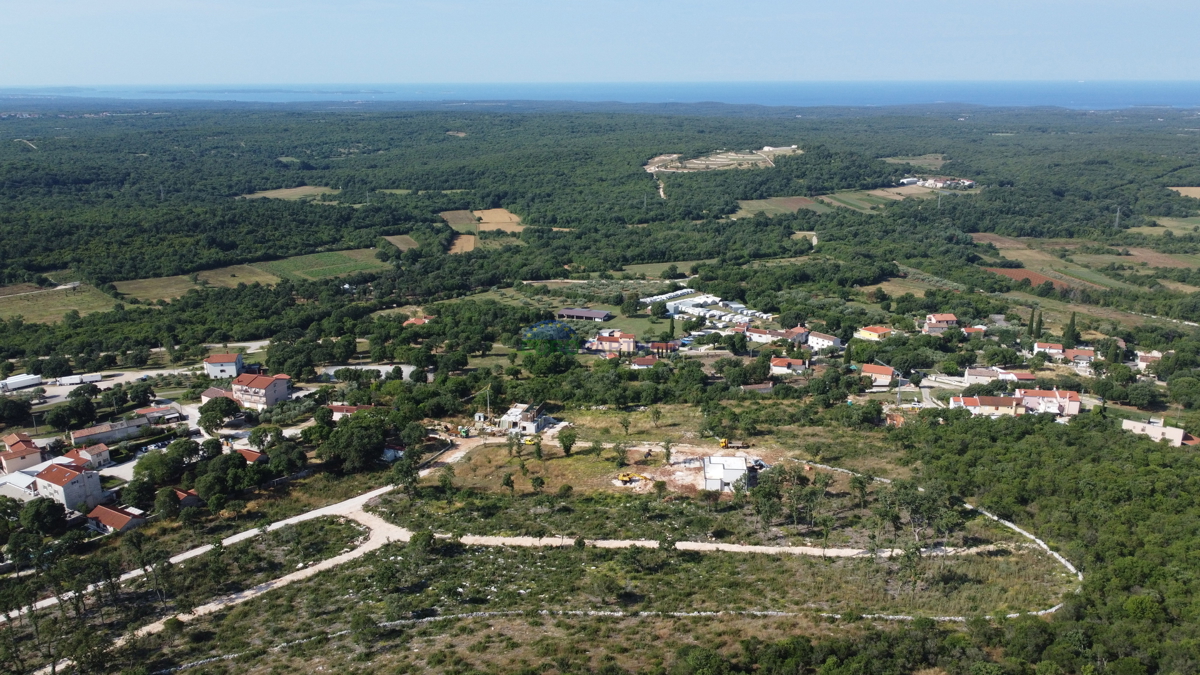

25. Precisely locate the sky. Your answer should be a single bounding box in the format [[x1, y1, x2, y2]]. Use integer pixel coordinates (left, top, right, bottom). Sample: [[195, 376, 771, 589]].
[[1, 0, 1198, 86]]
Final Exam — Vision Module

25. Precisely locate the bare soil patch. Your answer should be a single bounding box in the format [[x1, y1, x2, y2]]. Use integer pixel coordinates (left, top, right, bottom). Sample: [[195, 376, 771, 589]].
[[440, 210, 478, 226], [383, 234, 419, 251], [1125, 247, 1194, 268], [449, 234, 477, 254], [446, 131, 467, 137], [986, 268, 1072, 290], [866, 185, 937, 200], [240, 185, 339, 200], [1169, 187, 1200, 199]]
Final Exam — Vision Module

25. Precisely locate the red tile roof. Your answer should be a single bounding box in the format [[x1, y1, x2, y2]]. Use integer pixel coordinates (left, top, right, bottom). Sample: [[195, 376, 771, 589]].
[[1015, 389, 1081, 401], [0, 444, 41, 461], [631, 357, 658, 366], [35, 463, 85, 487], [1035, 342, 1064, 350], [88, 504, 143, 532], [2, 433, 32, 447], [861, 364, 897, 376], [233, 374, 286, 390], [927, 313, 958, 322], [236, 448, 266, 463], [860, 326, 892, 335], [204, 353, 241, 364]]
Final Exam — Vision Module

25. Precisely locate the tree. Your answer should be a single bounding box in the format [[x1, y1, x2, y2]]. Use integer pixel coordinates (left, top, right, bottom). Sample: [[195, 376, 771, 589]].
[[45, 406, 72, 431], [649, 406, 662, 428], [619, 414, 631, 436], [621, 295, 640, 317], [532, 439, 543, 461], [558, 428, 577, 456], [501, 472, 515, 497], [198, 411, 226, 437], [249, 425, 282, 450], [391, 454, 420, 496], [313, 405, 334, 428], [154, 488, 180, 520], [199, 396, 239, 419], [319, 414, 386, 473], [662, 440, 672, 466], [19, 499, 65, 536], [127, 382, 155, 407], [68, 383, 100, 401], [123, 478, 156, 510], [650, 301, 668, 319], [849, 473, 873, 510], [1062, 312, 1079, 349], [66, 396, 96, 427], [530, 476, 545, 494]]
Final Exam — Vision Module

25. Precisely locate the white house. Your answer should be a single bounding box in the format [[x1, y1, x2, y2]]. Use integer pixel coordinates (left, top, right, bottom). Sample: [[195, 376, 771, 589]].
[[769, 358, 806, 376], [231, 373, 292, 411], [63, 444, 112, 469], [203, 353, 244, 378], [34, 462, 104, 511], [1015, 389, 1082, 416], [1121, 418, 1193, 447], [807, 332, 842, 352], [702, 456, 760, 492], [1032, 343, 1065, 358], [499, 403, 551, 435], [87, 504, 146, 534], [70, 417, 150, 446]]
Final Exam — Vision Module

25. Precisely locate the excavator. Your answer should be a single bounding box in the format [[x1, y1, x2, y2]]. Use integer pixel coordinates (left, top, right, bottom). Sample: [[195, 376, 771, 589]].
[[616, 472, 651, 485]]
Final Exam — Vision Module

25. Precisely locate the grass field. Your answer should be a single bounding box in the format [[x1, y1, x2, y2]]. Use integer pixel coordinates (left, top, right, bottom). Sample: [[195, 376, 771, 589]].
[[252, 249, 391, 281], [733, 196, 830, 218], [440, 210, 479, 233], [383, 234, 419, 251], [881, 154, 947, 169], [0, 284, 117, 323], [620, 258, 714, 278], [0, 283, 42, 298], [114, 264, 282, 301], [1169, 187, 1200, 199], [1133, 217, 1200, 236], [817, 191, 895, 212], [240, 185, 339, 201], [864, 185, 938, 200]]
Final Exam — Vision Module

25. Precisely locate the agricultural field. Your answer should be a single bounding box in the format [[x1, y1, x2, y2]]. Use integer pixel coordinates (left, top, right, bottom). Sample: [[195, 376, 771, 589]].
[[1132, 216, 1200, 235], [382, 234, 419, 251], [817, 191, 895, 212], [474, 207, 524, 233], [881, 153, 947, 169], [733, 196, 830, 218], [620, 258, 714, 278], [1169, 187, 1200, 199], [0, 284, 117, 323], [240, 185, 339, 201], [114, 264, 281, 301], [440, 209, 479, 233], [252, 249, 391, 281], [985, 268, 1073, 290], [449, 234, 477, 253], [863, 185, 938, 200]]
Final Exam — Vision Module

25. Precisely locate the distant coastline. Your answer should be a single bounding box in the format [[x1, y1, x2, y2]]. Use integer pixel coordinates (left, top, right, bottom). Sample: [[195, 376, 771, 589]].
[[3, 81, 1200, 109]]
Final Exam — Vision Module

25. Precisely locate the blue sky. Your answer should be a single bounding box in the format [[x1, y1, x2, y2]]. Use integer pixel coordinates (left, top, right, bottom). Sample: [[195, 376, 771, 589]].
[[2, 0, 1197, 85]]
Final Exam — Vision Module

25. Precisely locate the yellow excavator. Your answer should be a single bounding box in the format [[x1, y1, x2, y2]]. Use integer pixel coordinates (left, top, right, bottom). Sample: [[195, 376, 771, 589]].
[[617, 472, 651, 485]]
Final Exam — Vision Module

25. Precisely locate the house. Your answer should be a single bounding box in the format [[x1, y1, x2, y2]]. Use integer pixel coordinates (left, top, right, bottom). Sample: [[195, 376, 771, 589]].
[[783, 327, 809, 344], [63, 443, 111, 469], [648, 341, 680, 353], [950, 396, 1024, 417], [1120, 418, 1197, 447], [1033, 343, 1065, 358], [201, 387, 237, 405], [325, 404, 374, 421], [557, 308, 613, 322], [231, 373, 291, 411], [202, 353, 244, 379], [741, 382, 775, 394], [135, 405, 181, 424], [403, 316, 434, 326], [963, 367, 1002, 385], [236, 448, 268, 464], [702, 456, 762, 492], [34, 462, 104, 510], [807, 332, 842, 352], [1135, 350, 1163, 373], [998, 370, 1037, 383], [2, 433, 32, 452], [923, 313, 958, 335], [87, 504, 146, 534], [173, 488, 203, 508], [861, 364, 898, 387], [963, 326, 987, 337], [770, 358, 807, 376], [1015, 389, 1082, 416], [70, 417, 150, 446], [630, 356, 659, 370], [854, 326, 893, 342], [590, 331, 637, 354], [0, 442, 43, 475], [746, 328, 789, 344], [499, 403, 551, 435], [1064, 349, 1096, 364]]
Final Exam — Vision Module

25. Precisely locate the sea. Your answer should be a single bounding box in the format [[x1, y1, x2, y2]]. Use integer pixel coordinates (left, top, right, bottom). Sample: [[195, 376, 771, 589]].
[[3, 82, 1200, 109]]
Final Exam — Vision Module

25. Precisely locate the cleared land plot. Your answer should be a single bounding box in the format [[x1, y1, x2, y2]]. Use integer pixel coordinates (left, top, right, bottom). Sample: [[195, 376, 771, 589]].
[[1169, 187, 1200, 199], [986, 268, 1073, 290], [383, 234, 419, 251], [252, 249, 390, 281], [733, 196, 830, 218], [474, 207, 525, 233], [0, 285, 116, 323], [114, 265, 282, 301], [1159, 279, 1200, 292], [620, 258, 715, 278], [1000, 290, 1160, 331], [1133, 217, 1200, 236], [882, 154, 947, 169], [645, 147, 801, 172], [817, 191, 894, 212], [970, 233, 1134, 289], [440, 210, 479, 233], [449, 234, 477, 254], [240, 185, 339, 200], [865, 185, 938, 200]]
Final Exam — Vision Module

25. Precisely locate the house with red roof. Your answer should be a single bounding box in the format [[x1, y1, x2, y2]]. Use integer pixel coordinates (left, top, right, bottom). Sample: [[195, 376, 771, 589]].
[[630, 356, 659, 370], [70, 417, 150, 446], [769, 358, 807, 376], [860, 364, 899, 387], [0, 441, 43, 475], [403, 316, 434, 326], [325, 404, 374, 421], [923, 313, 959, 335], [63, 443, 111, 469], [173, 488, 203, 508], [203, 353, 244, 378], [1033, 342, 1065, 357], [34, 462, 103, 510], [950, 396, 1024, 417], [87, 504, 146, 534], [1015, 389, 1082, 416], [231, 373, 292, 411], [236, 448, 268, 464]]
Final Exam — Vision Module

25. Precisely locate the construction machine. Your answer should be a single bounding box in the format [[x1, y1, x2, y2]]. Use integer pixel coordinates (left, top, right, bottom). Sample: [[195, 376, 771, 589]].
[[719, 438, 749, 449], [616, 472, 651, 485]]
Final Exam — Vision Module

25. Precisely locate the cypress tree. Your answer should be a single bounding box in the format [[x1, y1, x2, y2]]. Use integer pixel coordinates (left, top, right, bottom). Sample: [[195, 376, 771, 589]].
[[1064, 312, 1078, 348]]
